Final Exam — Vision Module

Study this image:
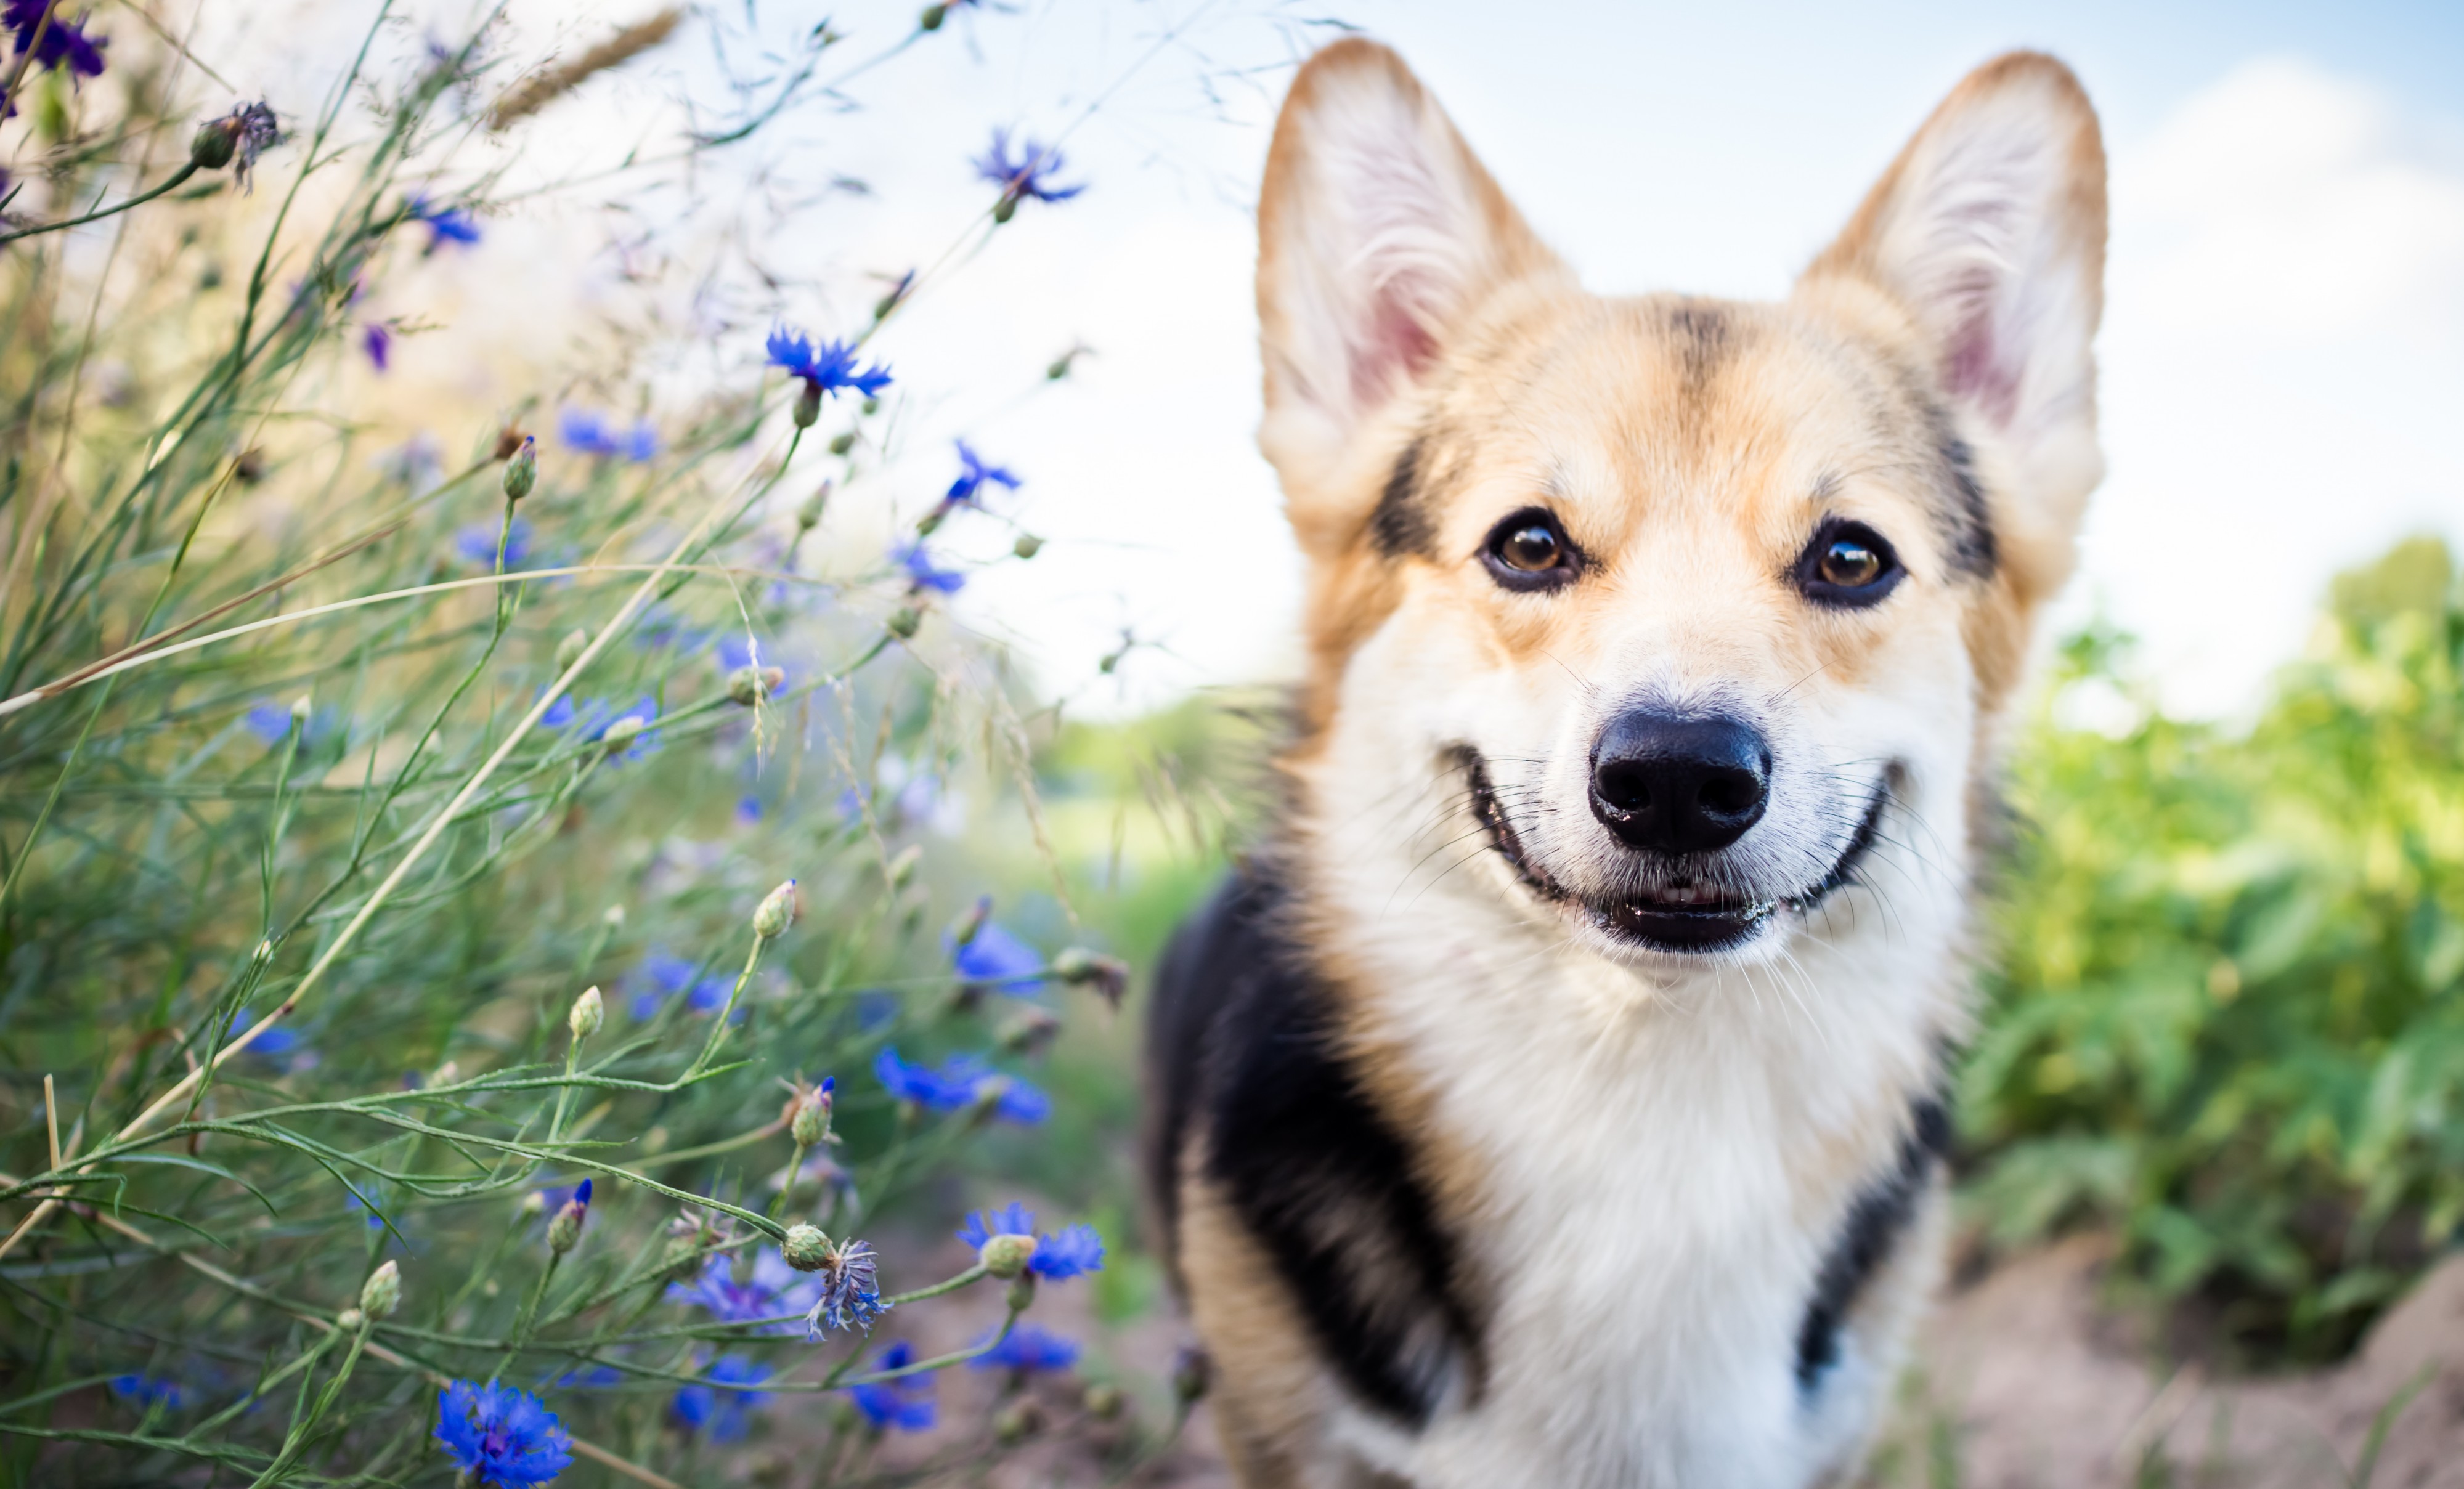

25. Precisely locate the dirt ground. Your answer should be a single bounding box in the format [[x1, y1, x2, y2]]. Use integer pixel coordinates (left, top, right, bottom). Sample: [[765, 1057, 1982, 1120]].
[[745, 1236, 2464, 1487]]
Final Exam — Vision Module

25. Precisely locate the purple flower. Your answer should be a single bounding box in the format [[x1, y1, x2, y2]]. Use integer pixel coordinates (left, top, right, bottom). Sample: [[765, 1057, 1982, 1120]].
[[735, 795, 763, 826], [895, 540, 964, 595], [672, 1355, 770, 1442], [845, 1342, 936, 1432], [364, 323, 392, 371], [559, 407, 659, 462], [974, 128, 1084, 211], [4, 0, 106, 80], [765, 325, 893, 399], [406, 195, 481, 250], [806, 1236, 888, 1337], [666, 1251, 819, 1335], [952, 920, 1044, 995], [945, 440, 1021, 506], [1030, 1223, 1105, 1281], [454, 517, 531, 569], [969, 1322, 1078, 1375], [108, 1374, 182, 1411], [433, 1380, 572, 1486]]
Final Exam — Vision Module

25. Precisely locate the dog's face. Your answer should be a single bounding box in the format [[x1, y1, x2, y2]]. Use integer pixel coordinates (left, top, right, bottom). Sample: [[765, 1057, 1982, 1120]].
[[1256, 44, 2105, 965]]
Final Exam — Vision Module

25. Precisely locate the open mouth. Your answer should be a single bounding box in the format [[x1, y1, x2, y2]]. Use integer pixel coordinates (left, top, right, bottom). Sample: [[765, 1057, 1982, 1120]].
[[1459, 749, 1888, 955]]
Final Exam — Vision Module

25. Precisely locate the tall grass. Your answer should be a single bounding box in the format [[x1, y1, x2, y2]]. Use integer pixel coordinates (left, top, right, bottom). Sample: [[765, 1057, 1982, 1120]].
[[0, 4, 1188, 1483]]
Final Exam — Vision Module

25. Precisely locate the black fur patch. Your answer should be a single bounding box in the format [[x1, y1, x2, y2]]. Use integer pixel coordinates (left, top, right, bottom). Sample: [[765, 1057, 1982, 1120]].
[[1793, 1093, 1951, 1393], [1369, 436, 1436, 559], [1933, 431, 1997, 578], [1665, 299, 1731, 388], [1144, 866, 1483, 1427]]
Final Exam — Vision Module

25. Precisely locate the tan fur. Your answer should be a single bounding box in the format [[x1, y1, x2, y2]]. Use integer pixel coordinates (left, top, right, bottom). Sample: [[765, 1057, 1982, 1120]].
[[1175, 39, 2106, 1488]]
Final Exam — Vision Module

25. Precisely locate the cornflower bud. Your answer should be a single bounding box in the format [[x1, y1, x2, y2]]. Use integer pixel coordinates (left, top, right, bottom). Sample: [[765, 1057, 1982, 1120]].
[[788, 1077, 835, 1148], [946, 896, 991, 951], [359, 1259, 402, 1320], [603, 904, 625, 930], [1012, 534, 1043, 559], [1171, 1345, 1211, 1406], [753, 879, 799, 941], [781, 1222, 831, 1272], [569, 986, 603, 1040], [795, 481, 832, 532], [289, 694, 312, 726], [885, 607, 921, 640], [431, 1060, 460, 1087], [827, 431, 856, 456], [1051, 947, 1131, 1009], [920, 3, 948, 30], [1083, 1381, 1124, 1420], [861, 397, 880, 416], [998, 1005, 1061, 1056], [335, 1307, 365, 1332], [190, 116, 240, 171], [914, 506, 947, 538], [502, 434, 537, 501], [994, 1398, 1044, 1445], [792, 379, 822, 429], [727, 665, 786, 707], [555, 628, 590, 673], [547, 1179, 592, 1255], [601, 715, 646, 753], [978, 1232, 1037, 1280], [519, 1190, 548, 1219], [885, 843, 922, 888]]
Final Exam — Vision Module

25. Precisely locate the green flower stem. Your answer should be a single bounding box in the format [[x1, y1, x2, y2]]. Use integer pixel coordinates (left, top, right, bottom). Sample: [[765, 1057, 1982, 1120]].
[[0, 162, 203, 248], [685, 936, 767, 1079], [770, 1138, 808, 1222], [245, 1320, 370, 1489], [494, 1250, 564, 1382], [883, 1262, 986, 1308]]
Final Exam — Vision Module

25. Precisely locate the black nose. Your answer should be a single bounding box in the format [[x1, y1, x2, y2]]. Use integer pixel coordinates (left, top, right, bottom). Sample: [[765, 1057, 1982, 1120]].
[[1589, 710, 1771, 853]]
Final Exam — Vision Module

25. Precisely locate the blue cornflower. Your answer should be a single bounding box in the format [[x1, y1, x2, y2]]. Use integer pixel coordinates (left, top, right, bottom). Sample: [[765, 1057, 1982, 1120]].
[[454, 517, 531, 568], [4, 0, 107, 80], [434, 1380, 572, 1486], [226, 1009, 300, 1057], [765, 326, 893, 399], [364, 323, 391, 371], [559, 407, 660, 462], [666, 1250, 819, 1336], [672, 1355, 770, 1442], [952, 920, 1045, 996], [970, 1322, 1079, 1375], [736, 795, 763, 827], [108, 1373, 182, 1410], [974, 128, 1085, 217], [580, 694, 660, 761], [895, 540, 965, 594], [243, 700, 293, 745], [872, 1048, 1049, 1124], [945, 440, 1021, 506], [628, 949, 733, 1020], [845, 1342, 936, 1432], [955, 1203, 1036, 1252], [1030, 1223, 1105, 1281], [405, 195, 481, 251], [539, 694, 575, 729]]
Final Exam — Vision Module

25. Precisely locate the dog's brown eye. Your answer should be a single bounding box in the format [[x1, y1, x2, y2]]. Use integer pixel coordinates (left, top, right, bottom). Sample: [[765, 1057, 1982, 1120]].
[[1795, 519, 1903, 608], [1818, 538, 1882, 588], [1481, 508, 1582, 591]]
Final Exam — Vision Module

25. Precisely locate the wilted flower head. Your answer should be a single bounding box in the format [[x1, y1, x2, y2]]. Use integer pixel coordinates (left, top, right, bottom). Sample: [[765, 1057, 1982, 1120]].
[[5, 0, 107, 81], [433, 1380, 571, 1486], [974, 128, 1085, 219], [845, 1341, 936, 1432], [765, 326, 893, 399], [191, 100, 280, 189], [804, 1236, 888, 1337]]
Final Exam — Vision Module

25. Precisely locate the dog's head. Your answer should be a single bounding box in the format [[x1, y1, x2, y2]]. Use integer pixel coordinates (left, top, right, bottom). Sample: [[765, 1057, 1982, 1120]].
[[1258, 42, 2105, 964]]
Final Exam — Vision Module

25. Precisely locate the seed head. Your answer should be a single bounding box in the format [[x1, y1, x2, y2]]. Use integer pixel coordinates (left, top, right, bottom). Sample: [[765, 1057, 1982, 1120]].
[[752, 879, 799, 941], [360, 1259, 402, 1320], [978, 1232, 1038, 1280], [502, 435, 537, 501], [568, 986, 603, 1040], [782, 1223, 831, 1272]]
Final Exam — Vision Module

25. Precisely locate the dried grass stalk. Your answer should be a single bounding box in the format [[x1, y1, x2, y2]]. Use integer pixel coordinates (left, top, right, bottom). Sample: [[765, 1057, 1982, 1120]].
[[486, 9, 683, 131]]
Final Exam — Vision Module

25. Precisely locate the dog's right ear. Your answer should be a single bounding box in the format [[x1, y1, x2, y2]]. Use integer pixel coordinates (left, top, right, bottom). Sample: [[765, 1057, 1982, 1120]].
[[1256, 40, 1566, 559]]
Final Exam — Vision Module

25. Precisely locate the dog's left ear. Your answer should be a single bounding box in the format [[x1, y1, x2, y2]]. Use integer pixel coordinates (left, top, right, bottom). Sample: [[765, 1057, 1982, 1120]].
[[1802, 52, 2107, 602]]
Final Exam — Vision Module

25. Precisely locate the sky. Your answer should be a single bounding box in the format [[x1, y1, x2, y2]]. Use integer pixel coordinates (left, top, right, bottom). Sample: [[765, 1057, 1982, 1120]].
[[189, 0, 2464, 720]]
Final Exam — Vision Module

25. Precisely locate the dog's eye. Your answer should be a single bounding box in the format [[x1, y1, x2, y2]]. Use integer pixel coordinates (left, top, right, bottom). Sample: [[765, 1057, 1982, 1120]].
[[1482, 508, 1581, 591], [1796, 520, 1903, 607]]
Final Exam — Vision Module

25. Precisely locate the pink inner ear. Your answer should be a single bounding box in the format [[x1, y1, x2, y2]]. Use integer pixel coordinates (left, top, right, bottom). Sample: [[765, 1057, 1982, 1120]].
[[1941, 271, 2023, 429], [1351, 292, 1439, 408]]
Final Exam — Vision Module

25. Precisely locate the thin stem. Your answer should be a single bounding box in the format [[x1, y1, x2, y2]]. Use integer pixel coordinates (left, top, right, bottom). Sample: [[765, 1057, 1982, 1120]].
[[0, 161, 204, 247]]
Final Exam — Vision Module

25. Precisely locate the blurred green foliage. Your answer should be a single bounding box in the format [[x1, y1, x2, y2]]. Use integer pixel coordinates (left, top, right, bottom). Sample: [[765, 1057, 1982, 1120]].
[[1963, 536, 2464, 1361]]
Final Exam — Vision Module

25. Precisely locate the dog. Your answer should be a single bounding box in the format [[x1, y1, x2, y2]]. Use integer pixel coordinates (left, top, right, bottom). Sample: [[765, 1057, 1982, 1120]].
[[1143, 37, 2105, 1489]]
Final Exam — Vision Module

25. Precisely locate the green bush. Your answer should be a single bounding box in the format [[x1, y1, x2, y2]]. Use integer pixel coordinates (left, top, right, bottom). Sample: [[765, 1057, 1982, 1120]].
[[1964, 538, 2464, 1361]]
